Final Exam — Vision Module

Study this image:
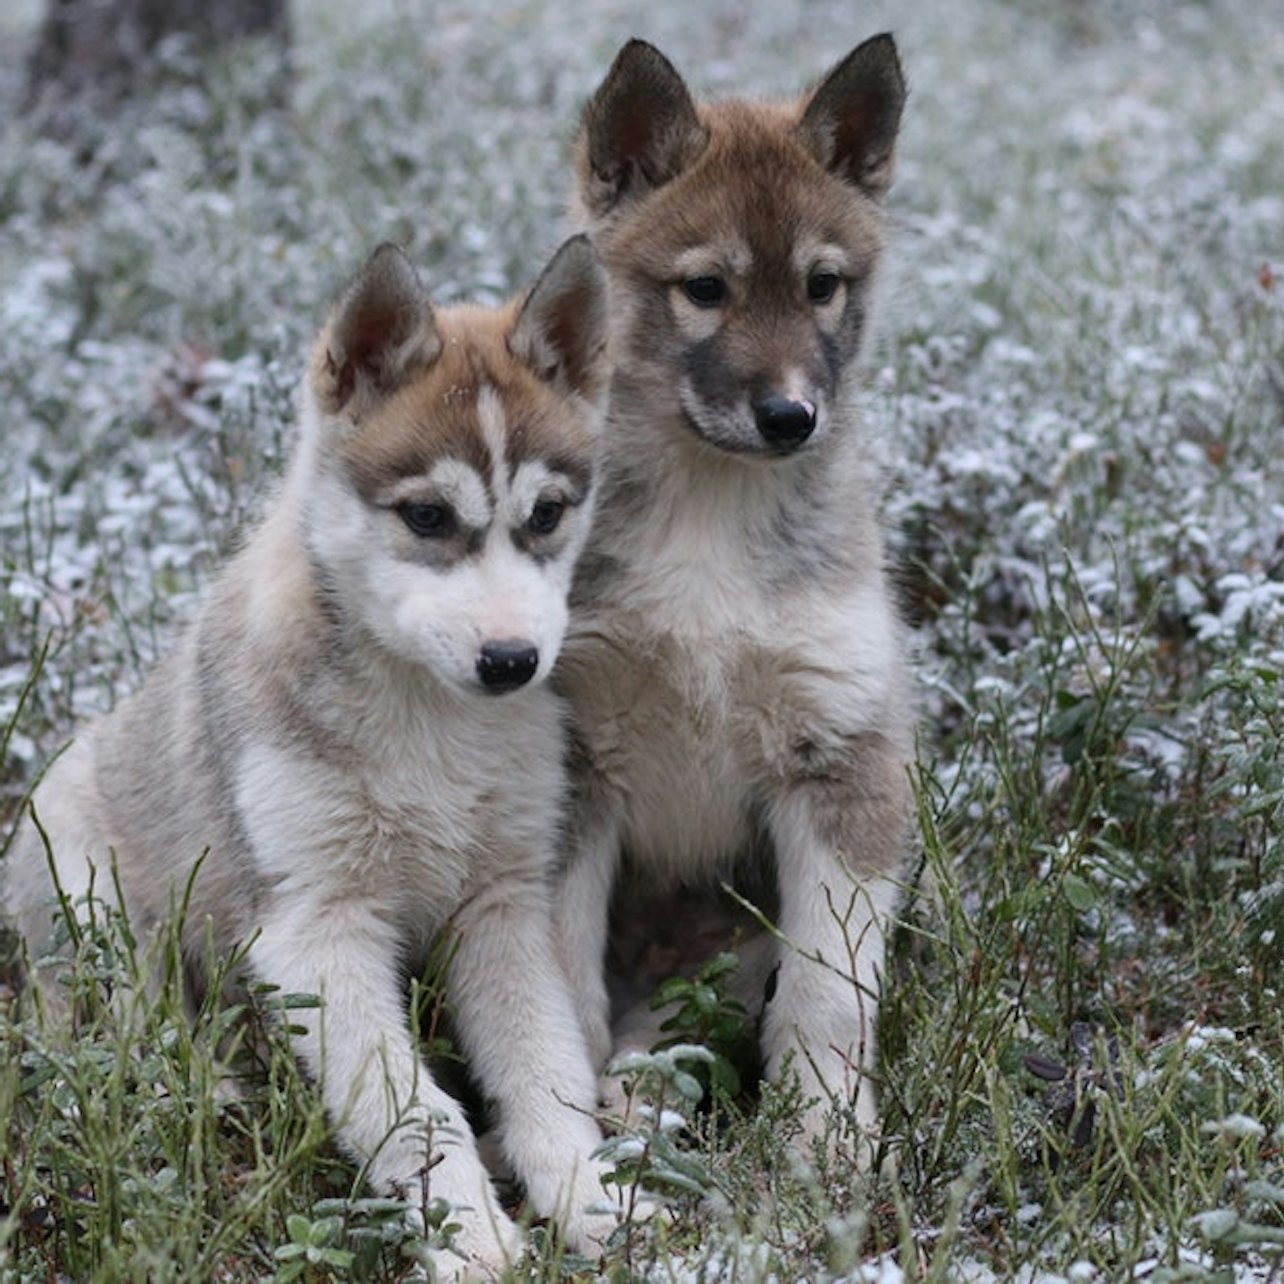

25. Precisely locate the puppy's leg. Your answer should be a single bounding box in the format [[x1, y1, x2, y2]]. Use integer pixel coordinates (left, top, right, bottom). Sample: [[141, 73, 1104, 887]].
[[250, 898, 521, 1276], [762, 729, 909, 1153], [553, 811, 620, 1069], [450, 871, 621, 1255], [6, 753, 117, 1023]]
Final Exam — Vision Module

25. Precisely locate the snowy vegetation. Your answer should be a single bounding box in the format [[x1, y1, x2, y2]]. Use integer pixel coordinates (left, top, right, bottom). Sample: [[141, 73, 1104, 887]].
[[2, 0, 1282, 1279]]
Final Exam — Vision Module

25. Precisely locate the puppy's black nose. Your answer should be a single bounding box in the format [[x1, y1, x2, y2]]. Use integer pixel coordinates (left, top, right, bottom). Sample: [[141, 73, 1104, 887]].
[[477, 640, 540, 693], [754, 395, 816, 451]]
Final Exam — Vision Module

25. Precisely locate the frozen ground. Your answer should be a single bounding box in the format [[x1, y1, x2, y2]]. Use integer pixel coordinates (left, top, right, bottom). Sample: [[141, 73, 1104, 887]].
[[1, 1, 1282, 1279]]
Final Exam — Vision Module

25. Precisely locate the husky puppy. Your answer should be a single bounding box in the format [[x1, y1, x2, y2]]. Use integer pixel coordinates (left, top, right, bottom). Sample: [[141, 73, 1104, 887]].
[[554, 36, 914, 1151], [5, 236, 618, 1275]]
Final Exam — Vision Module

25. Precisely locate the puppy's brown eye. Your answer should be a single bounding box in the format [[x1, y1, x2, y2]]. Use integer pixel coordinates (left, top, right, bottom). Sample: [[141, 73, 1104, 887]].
[[397, 502, 454, 538], [528, 498, 565, 536], [682, 276, 728, 308], [807, 272, 841, 304]]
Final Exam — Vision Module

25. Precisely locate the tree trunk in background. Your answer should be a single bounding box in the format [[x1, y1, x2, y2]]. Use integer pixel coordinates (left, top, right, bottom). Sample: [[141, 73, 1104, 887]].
[[25, 0, 289, 121]]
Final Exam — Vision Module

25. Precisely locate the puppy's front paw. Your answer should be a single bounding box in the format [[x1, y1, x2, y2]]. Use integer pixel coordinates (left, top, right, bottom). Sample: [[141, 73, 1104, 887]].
[[396, 1164, 523, 1281], [557, 1160, 667, 1258], [421, 1235, 520, 1282], [409, 1206, 523, 1281]]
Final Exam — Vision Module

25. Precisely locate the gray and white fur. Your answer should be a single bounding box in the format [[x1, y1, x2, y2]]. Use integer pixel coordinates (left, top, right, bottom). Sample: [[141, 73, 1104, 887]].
[[4, 236, 622, 1278], [554, 35, 915, 1153]]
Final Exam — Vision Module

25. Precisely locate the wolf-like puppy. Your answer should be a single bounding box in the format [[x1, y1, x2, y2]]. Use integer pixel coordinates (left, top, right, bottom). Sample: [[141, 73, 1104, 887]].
[[554, 36, 914, 1152], [5, 236, 617, 1275]]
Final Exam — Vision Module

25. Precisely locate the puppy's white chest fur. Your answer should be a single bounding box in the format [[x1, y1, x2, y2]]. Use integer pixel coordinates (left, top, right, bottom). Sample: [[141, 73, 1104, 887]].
[[235, 689, 562, 932], [566, 560, 903, 887]]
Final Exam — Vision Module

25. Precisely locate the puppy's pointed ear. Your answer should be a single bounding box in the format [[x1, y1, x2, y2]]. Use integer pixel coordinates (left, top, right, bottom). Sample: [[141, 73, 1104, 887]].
[[579, 39, 707, 218], [509, 235, 608, 402], [799, 33, 906, 199], [313, 243, 441, 420]]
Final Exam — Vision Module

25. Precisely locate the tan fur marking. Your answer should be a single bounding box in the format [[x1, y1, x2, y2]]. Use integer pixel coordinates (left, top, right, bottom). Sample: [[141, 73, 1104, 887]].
[[333, 303, 596, 504]]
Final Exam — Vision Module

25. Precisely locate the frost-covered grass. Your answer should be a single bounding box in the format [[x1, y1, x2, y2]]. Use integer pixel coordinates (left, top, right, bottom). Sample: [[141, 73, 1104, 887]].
[[2, 0, 1283, 1279]]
